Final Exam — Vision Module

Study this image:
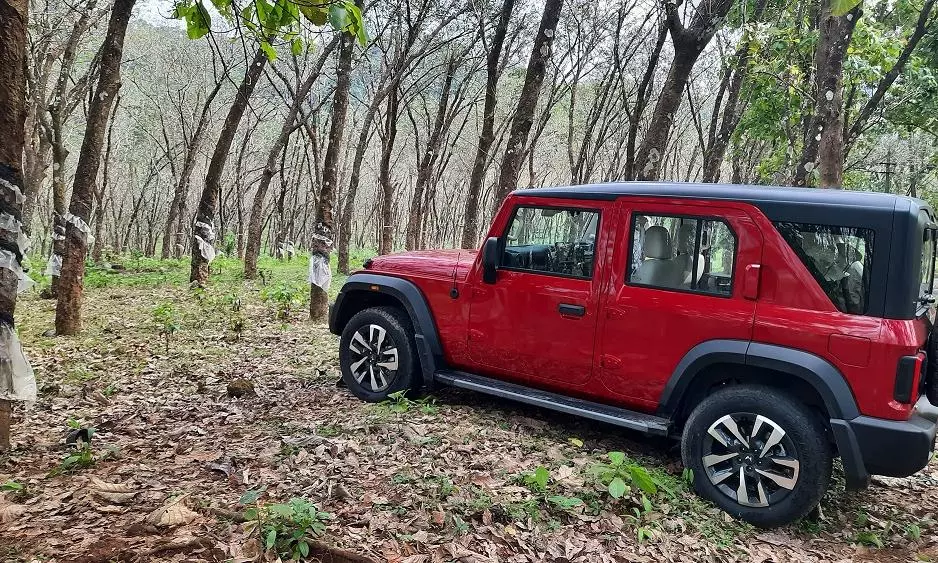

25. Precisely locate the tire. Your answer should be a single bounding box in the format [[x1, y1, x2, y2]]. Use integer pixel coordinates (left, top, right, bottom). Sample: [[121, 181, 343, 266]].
[[925, 330, 938, 405], [339, 306, 419, 403], [681, 385, 832, 528]]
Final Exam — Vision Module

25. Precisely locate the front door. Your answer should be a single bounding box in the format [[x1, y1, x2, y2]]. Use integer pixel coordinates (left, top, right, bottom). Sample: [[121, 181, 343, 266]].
[[467, 199, 610, 386], [596, 201, 763, 410]]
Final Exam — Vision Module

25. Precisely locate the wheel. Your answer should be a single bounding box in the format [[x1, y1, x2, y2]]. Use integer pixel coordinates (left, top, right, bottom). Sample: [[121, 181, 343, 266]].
[[339, 307, 419, 402], [681, 385, 832, 528], [925, 330, 938, 405]]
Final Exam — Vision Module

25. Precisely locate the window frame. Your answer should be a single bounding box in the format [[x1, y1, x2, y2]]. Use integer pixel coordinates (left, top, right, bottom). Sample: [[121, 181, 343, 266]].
[[498, 203, 602, 281], [625, 211, 739, 299]]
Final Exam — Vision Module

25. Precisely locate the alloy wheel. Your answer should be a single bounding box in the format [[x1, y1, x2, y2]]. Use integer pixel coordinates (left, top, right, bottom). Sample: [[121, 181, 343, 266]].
[[702, 413, 800, 508], [347, 323, 399, 392]]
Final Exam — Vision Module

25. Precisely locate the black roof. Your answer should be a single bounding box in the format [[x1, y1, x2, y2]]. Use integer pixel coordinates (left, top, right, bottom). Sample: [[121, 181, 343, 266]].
[[520, 181, 920, 212]]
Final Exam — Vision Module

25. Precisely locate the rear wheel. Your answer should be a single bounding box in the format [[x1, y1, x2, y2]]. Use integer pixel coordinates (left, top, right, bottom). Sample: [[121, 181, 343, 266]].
[[681, 385, 831, 528], [339, 307, 419, 402]]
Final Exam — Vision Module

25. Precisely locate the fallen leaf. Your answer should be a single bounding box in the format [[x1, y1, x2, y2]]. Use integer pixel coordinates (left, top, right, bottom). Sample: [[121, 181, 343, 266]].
[[146, 497, 199, 527], [0, 503, 26, 523]]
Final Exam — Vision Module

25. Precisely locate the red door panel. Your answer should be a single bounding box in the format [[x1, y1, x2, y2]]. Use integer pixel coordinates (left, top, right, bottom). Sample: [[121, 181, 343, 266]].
[[596, 201, 764, 410]]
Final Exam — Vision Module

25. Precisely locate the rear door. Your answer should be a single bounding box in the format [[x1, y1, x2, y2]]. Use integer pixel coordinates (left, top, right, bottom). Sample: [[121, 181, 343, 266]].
[[467, 198, 611, 386], [596, 200, 763, 410]]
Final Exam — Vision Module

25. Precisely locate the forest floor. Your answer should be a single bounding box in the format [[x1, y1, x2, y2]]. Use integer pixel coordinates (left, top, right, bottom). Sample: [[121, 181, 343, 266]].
[[1, 255, 937, 563]]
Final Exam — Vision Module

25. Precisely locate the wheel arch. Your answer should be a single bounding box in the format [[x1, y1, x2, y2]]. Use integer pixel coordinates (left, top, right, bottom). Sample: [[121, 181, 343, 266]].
[[330, 273, 442, 388], [657, 340, 861, 423]]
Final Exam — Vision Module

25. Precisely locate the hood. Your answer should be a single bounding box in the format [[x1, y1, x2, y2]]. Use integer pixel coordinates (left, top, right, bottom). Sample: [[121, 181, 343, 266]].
[[365, 249, 477, 282]]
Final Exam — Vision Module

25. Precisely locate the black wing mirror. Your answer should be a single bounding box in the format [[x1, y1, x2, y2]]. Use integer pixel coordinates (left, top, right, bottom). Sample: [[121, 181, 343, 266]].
[[482, 237, 499, 284]]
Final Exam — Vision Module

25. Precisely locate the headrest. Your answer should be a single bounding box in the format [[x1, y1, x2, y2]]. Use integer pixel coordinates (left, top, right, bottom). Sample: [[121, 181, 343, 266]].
[[644, 225, 672, 259]]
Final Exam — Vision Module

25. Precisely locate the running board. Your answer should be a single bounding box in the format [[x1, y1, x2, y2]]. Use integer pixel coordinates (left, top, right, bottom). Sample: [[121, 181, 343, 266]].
[[434, 370, 671, 436]]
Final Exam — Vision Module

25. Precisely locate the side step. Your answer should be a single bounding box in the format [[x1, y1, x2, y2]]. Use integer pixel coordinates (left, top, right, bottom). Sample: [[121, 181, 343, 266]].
[[434, 370, 671, 436]]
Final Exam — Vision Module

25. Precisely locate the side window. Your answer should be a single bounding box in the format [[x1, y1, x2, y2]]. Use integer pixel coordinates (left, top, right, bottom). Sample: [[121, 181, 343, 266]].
[[502, 206, 600, 278], [774, 222, 873, 314], [628, 214, 736, 297]]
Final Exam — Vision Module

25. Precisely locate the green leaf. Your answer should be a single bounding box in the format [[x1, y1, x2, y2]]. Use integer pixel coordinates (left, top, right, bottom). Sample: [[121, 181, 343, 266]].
[[298, 540, 310, 558], [260, 41, 278, 61], [239, 488, 265, 505], [1, 481, 23, 492], [328, 4, 348, 30], [299, 5, 328, 25], [568, 437, 583, 448], [547, 495, 583, 509], [607, 451, 626, 466], [184, 1, 211, 40], [831, 0, 862, 17], [264, 528, 277, 549], [291, 37, 303, 56], [608, 477, 628, 499], [533, 466, 550, 489], [270, 503, 293, 518], [628, 465, 658, 496]]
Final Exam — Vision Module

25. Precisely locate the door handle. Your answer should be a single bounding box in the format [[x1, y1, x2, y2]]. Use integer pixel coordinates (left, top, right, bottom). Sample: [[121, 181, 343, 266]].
[[558, 303, 586, 317]]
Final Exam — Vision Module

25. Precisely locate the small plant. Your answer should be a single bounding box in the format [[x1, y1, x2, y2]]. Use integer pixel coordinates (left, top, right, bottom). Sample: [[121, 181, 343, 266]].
[[261, 282, 304, 320], [521, 466, 550, 494], [152, 302, 180, 351], [853, 530, 884, 548], [514, 466, 584, 516], [373, 391, 438, 418], [241, 490, 331, 561], [1, 480, 27, 501], [102, 382, 120, 397], [589, 451, 657, 500]]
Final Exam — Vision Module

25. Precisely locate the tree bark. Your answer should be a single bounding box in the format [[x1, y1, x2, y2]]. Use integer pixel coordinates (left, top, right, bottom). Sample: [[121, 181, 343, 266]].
[[634, 0, 736, 181], [460, 0, 515, 249], [92, 94, 120, 262], [377, 87, 400, 256], [55, 0, 135, 335], [0, 0, 29, 451], [311, 33, 354, 322], [491, 0, 564, 211], [794, 1, 861, 188], [190, 45, 268, 286]]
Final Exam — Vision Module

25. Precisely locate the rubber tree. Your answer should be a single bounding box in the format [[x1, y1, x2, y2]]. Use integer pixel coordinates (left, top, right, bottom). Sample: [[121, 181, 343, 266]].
[[794, 0, 862, 188], [460, 0, 516, 249], [634, 0, 737, 181], [310, 33, 355, 322], [55, 0, 136, 335], [0, 0, 35, 450]]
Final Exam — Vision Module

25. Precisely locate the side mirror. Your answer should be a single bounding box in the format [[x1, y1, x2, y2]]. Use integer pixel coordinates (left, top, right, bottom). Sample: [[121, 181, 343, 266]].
[[482, 237, 499, 284], [743, 263, 761, 300]]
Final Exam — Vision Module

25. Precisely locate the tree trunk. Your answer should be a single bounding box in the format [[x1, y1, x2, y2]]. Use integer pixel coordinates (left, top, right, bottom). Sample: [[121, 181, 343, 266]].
[[795, 1, 860, 188], [92, 94, 120, 262], [55, 0, 135, 336], [635, 0, 735, 181], [337, 104, 378, 273], [190, 45, 268, 286], [161, 81, 222, 259], [491, 0, 564, 211], [460, 0, 515, 249], [377, 88, 400, 256], [0, 0, 29, 451], [311, 33, 354, 322]]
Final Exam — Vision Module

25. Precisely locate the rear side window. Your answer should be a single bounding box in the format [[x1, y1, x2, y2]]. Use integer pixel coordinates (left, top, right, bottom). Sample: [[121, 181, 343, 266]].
[[628, 214, 736, 297], [502, 206, 599, 279], [919, 212, 935, 299], [774, 222, 873, 315]]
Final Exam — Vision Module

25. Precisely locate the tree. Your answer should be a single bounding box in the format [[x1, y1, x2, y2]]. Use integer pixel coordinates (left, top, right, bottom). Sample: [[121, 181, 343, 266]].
[[0, 0, 35, 450], [460, 0, 516, 249], [491, 0, 564, 210], [55, 0, 136, 335], [634, 0, 737, 181], [794, 0, 862, 187], [311, 33, 354, 322]]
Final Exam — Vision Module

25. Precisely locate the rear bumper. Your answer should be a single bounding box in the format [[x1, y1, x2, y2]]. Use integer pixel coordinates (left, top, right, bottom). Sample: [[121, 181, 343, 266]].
[[832, 398, 937, 489]]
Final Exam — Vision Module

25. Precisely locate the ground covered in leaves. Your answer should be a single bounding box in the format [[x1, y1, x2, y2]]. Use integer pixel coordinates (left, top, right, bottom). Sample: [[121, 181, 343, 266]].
[[2, 255, 938, 562]]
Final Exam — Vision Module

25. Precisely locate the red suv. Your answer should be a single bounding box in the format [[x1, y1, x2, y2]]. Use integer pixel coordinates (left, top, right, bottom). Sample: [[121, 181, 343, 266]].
[[330, 182, 938, 527]]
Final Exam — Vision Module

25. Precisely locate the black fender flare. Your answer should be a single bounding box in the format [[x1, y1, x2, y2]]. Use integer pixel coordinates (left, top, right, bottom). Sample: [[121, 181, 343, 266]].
[[656, 339, 860, 420], [330, 273, 442, 388]]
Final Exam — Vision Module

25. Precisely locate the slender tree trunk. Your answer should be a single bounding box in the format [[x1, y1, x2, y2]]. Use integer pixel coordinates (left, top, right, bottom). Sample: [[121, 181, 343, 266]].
[[795, 1, 861, 187], [377, 88, 400, 255], [635, 0, 735, 181], [311, 33, 354, 322], [55, 0, 136, 335], [461, 0, 515, 249], [337, 105, 378, 272], [0, 0, 30, 450], [190, 45, 268, 285], [161, 81, 222, 259], [92, 94, 120, 262], [491, 0, 564, 211]]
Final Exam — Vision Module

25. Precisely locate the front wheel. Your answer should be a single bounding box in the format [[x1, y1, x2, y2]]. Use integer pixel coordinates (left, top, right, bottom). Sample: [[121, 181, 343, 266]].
[[681, 385, 832, 528], [339, 307, 419, 402]]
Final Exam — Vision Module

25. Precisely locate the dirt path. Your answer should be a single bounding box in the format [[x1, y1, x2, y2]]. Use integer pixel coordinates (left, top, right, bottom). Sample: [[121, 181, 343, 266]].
[[1, 279, 937, 562]]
